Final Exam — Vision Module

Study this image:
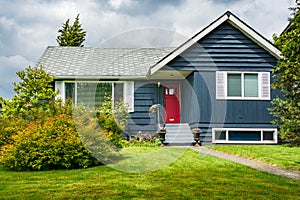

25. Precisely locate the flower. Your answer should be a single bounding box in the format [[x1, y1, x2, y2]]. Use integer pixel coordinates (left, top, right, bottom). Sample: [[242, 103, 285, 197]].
[[192, 127, 202, 133]]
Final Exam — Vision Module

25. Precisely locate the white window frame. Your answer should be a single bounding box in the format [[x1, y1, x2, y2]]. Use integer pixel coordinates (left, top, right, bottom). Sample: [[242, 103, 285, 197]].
[[55, 81, 134, 112], [216, 71, 270, 100], [212, 128, 278, 144]]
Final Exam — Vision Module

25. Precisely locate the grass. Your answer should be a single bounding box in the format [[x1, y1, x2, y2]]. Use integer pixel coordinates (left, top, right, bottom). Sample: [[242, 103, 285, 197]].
[[208, 145, 300, 171], [0, 148, 300, 199]]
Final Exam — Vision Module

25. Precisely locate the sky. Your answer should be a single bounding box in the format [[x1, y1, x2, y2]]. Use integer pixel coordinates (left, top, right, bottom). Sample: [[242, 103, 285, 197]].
[[0, 0, 296, 99]]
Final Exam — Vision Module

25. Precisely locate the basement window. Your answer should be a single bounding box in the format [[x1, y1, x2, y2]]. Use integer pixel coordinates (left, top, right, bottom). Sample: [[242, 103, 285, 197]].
[[212, 128, 277, 144]]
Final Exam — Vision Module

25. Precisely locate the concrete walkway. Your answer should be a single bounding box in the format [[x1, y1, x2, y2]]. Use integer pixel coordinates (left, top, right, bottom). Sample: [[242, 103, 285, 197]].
[[186, 146, 300, 181]]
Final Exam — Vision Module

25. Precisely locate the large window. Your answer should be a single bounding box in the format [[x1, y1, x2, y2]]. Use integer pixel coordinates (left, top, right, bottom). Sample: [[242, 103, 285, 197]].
[[56, 81, 134, 112], [216, 71, 270, 100], [212, 128, 277, 144]]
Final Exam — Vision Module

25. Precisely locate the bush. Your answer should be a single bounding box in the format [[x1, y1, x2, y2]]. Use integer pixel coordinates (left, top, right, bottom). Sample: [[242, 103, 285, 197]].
[[0, 99, 73, 148], [0, 116, 27, 147], [74, 110, 121, 164], [0, 114, 99, 171], [96, 96, 129, 148]]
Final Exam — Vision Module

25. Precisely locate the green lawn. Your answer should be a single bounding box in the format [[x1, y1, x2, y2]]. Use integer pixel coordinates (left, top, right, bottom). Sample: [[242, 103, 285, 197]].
[[0, 148, 300, 199], [208, 145, 300, 171]]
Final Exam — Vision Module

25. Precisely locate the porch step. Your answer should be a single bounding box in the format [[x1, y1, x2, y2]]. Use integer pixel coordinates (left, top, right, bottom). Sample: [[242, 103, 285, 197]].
[[165, 123, 194, 144]]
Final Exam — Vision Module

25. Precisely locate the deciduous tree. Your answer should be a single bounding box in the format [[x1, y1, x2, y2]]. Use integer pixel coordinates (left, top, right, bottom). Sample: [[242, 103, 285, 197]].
[[1, 66, 57, 118]]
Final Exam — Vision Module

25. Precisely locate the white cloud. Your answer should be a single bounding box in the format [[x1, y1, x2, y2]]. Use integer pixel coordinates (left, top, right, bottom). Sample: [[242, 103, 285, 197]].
[[0, 55, 33, 99]]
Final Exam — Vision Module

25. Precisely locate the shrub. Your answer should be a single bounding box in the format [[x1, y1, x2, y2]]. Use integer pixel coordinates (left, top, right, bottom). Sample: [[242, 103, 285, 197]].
[[0, 116, 27, 147], [0, 99, 73, 148], [96, 96, 129, 148], [74, 111, 121, 164], [0, 114, 99, 171]]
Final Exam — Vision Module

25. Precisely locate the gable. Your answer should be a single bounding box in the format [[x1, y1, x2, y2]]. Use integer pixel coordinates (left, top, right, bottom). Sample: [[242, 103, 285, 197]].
[[165, 22, 277, 71], [150, 11, 281, 75]]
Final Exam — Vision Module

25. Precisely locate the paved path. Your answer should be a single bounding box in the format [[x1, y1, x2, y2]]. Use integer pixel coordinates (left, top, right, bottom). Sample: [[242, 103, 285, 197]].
[[179, 146, 300, 181]]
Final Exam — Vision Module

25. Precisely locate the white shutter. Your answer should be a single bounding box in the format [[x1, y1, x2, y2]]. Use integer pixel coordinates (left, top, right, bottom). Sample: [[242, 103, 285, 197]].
[[260, 72, 270, 100], [216, 71, 226, 99], [124, 81, 134, 112], [55, 81, 65, 101]]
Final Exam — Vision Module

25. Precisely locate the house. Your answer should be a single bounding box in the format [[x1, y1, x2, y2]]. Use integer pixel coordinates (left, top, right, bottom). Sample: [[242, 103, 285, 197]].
[[37, 11, 281, 145]]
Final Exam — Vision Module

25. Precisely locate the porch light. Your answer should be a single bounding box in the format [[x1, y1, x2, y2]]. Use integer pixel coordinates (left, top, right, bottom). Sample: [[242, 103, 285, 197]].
[[157, 82, 161, 87]]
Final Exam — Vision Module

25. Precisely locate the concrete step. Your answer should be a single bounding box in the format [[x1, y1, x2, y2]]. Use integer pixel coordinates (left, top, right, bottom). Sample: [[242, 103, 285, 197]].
[[165, 123, 194, 144]]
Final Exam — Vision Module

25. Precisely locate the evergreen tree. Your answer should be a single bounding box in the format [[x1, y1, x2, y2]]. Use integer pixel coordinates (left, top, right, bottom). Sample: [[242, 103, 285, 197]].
[[270, 1, 300, 146], [56, 14, 86, 47]]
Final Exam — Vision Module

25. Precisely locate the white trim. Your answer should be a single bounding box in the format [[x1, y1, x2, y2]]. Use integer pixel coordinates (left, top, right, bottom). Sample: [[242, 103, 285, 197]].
[[212, 128, 278, 144], [150, 11, 281, 76], [216, 71, 270, 100]]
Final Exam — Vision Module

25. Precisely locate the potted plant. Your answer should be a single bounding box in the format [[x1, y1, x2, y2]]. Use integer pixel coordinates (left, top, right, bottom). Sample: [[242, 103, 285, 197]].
[[192, 127, 202, 147], [158, 126, 166, 146]]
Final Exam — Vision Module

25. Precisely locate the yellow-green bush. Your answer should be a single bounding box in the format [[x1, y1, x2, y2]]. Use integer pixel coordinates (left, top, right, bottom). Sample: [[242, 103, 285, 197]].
[[0, 114, 99, 171], [0, 116, 27, 147]]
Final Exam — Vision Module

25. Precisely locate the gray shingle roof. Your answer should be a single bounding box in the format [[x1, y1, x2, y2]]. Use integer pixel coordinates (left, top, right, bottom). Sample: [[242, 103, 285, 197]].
[[37, 46, 175, 78]]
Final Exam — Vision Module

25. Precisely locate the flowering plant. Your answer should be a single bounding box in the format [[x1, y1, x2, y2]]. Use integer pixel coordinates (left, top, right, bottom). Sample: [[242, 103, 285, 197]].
[[192, 127, 202, 133]]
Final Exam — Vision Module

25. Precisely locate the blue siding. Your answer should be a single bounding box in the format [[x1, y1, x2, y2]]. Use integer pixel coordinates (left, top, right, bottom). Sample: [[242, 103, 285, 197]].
[[126, 81, 162, 134], [166, 22, 277, 71], [187, 72, 278, 124], [125, 21, 280, 143], [164, 22, 280, 143]]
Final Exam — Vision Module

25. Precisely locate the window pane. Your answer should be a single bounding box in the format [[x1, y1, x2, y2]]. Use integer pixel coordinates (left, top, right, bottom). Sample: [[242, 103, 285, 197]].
[[263, 131, 274, 141], [227, 74, 241, 97], [244, 74, 258, 97], [76, 82, 112, 107], [228, 131, 261, 141], [95, 83, 112, 107], [77, 82, 98, 106], [114, 83, 124, 104], [65, 82, 75, 103], [215, 130, 226, 140]]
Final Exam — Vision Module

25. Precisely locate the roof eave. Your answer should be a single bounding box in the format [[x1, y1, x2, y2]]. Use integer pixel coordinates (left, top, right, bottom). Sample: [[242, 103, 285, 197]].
[[54, 75, 147, 80]]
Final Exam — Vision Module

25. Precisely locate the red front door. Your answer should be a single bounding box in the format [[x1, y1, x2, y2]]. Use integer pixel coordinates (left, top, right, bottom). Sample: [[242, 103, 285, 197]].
[[164, 83, 180, 123]]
